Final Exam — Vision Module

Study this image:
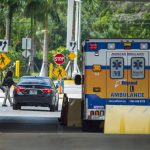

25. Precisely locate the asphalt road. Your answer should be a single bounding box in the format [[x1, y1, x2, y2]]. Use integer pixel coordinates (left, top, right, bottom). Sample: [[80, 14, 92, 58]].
[[0, 133, 150, 150]]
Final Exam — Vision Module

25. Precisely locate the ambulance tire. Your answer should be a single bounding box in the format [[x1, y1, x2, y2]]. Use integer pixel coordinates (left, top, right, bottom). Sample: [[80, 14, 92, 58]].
[[81, 100, 103, 132], [81, 100, 88, 131], [82, 120, 104, 132], [13, 103, 21, 110], [82, 120, 91, 132]]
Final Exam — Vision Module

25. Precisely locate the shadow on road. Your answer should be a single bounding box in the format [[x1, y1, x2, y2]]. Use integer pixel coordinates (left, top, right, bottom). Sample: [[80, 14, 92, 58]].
[[0, 116, 81, 133]]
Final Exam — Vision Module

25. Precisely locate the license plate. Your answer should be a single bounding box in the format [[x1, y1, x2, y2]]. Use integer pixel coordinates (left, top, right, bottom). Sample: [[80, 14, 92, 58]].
[[29, 90, 37, 95]]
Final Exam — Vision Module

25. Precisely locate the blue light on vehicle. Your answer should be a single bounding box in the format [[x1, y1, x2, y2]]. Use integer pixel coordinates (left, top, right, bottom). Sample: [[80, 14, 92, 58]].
[[107, 43, 115, 50], [140, 43, 148, 50]]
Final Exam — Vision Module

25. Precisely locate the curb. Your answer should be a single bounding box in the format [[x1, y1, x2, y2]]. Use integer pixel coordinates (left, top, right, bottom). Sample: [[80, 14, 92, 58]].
[[64, 80, 74, 84]]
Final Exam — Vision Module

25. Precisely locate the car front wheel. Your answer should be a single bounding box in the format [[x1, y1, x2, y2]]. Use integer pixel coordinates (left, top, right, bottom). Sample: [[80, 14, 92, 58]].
[[13, 103, 21, 110], [49, 105, 55, 112]]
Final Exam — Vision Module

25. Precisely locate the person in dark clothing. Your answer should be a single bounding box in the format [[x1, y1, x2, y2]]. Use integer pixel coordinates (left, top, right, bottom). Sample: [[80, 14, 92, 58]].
[[2, 70, 16, 107], [0, 84, 5, 93]]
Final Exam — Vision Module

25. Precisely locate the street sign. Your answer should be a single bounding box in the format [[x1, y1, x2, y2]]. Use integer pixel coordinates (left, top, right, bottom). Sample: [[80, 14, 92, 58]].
[[69, 41, 77, 51], [22, 50, 31, 58], [53, 66, 67, 79], [53, 53, 65, 65], [0, 40, 8, 52], [22, 38, 32, 50], [0, 52, 11, 69], [68, 52, 76, 61]]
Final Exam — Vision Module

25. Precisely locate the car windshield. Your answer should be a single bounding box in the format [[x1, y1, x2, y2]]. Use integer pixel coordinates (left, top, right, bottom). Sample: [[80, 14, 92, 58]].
[[18, 77, 51, 86]]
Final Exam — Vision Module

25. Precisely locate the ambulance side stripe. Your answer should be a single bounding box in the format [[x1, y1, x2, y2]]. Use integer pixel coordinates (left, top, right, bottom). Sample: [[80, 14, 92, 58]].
[[86, 94, 150, 108], [85, 66, 150, 70]]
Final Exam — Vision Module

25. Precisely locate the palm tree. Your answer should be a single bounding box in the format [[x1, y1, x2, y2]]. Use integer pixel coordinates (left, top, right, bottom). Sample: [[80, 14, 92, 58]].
[[24, 0, 60, 76], [39, 0, 60, 77], [24, 0, 43, 73], [1, 0, 21, 46]]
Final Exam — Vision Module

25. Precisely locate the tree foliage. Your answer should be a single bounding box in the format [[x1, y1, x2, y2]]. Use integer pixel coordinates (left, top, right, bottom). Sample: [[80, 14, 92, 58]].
[[0, 0, 150, 75]]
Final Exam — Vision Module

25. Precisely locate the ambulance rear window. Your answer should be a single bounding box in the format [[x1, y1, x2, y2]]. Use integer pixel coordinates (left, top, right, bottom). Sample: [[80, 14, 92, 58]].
[[110, 57, 124, 79], [131, 57, 145, 79]]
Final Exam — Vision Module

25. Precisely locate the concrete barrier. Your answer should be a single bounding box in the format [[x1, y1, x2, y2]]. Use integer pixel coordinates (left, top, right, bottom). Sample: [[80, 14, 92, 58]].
[[104, 105, 150, 134], [67, 98, 82, 127]]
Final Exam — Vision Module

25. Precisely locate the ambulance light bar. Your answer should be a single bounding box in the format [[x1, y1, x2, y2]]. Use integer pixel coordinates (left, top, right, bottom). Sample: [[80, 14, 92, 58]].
[[107, 43, 115, 50], [124, 41, 131, 50], [140, 43, 148, 50], [89, 43, 97, 50]]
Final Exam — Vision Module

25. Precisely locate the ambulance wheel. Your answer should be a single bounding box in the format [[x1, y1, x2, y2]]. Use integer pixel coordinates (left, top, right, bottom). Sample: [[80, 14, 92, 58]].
[[82, 120, 104, 132], [82, 120, 92, 132]]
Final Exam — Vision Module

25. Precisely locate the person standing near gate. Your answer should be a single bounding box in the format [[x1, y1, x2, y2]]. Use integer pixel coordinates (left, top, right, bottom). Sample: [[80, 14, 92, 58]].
[[2, 70, 16, 107]]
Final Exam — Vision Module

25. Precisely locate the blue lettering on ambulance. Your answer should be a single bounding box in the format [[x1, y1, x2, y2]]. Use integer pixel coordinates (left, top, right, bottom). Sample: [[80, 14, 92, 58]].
[[122, 81, 137, 85], [111, 92, 144, 98]]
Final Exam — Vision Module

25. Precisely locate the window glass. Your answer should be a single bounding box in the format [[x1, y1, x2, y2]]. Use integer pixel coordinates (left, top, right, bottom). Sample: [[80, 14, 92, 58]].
[[110, 57, 124, 79], [131, 57, 145, 79], [18, 77, 51, 86]]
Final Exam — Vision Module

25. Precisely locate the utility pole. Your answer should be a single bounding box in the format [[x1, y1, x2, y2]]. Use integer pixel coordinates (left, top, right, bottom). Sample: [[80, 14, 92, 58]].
[[66, 0, 81, 78], [39, 13, 49, 77]]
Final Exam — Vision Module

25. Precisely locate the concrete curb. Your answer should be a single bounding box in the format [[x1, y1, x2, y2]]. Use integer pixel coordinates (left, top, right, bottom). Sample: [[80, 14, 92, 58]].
[[64, 80, 74, 84]]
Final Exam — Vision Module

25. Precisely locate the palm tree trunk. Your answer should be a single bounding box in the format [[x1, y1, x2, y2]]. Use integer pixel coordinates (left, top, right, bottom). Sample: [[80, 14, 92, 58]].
[[39, 12, 49, 76], [5, 5, 12, 46], [27, 16, 34, 74]]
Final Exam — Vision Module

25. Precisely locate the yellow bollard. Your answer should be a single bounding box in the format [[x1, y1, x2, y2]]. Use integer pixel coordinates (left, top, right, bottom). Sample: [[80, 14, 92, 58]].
[[15, 60, 20, 77], [149, 119, 150, 134], [49, 63, 53, 78], [120, 116, 125, 134]]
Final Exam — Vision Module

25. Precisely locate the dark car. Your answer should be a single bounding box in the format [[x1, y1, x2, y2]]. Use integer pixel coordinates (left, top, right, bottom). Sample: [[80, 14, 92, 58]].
[[13, 76, 59, 111]]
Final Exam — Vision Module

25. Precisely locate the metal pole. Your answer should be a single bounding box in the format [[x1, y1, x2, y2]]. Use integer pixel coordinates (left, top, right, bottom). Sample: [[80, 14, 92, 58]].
[[66, 0, 74, 50], [25, 38, 27, 58], [78, 0, 81, 50], [72, 0, 80, 77], [65, 0, 74, 78]]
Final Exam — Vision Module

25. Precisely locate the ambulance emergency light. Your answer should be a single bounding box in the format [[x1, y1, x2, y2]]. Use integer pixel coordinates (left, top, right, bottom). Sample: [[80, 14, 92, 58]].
[[124, 41, 131, 50], [89, 43, 97, 50], [107, 43, 115, 50], [140, 43, 148, 50]]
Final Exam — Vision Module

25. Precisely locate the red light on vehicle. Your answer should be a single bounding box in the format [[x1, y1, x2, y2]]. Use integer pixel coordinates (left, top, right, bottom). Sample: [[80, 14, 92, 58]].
[[41, 89, 53, 93], [15, 87, 26, 92], [89, 43, 97, 50], [90, 111, 94, 116]]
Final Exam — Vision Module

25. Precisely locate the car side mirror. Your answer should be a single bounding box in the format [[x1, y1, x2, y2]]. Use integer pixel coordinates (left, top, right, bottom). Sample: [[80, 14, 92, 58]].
[[74, 74, 81, 85]]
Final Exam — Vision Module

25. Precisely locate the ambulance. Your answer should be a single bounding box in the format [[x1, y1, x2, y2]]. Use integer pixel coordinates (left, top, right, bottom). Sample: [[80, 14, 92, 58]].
[[77, 39, 150, 131]]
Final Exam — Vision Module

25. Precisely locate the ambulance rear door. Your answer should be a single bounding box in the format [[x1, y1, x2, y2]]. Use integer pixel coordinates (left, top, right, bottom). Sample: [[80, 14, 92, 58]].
[[127, 51, 149, 105], [106, 51, 128, 104]]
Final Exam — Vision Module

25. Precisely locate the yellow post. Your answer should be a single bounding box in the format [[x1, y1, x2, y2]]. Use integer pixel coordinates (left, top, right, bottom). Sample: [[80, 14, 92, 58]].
[[15, 60, 20, 77], [49, 63, 53, 78], [120, 116, 125, 134]]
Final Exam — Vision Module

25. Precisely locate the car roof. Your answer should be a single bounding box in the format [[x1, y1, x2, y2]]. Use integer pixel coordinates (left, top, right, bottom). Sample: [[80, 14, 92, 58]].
[[20, 76, 50, 79]]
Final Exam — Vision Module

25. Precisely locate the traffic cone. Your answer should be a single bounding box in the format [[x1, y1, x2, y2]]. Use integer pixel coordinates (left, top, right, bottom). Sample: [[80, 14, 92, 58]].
[[58, 79, 63, 94]]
